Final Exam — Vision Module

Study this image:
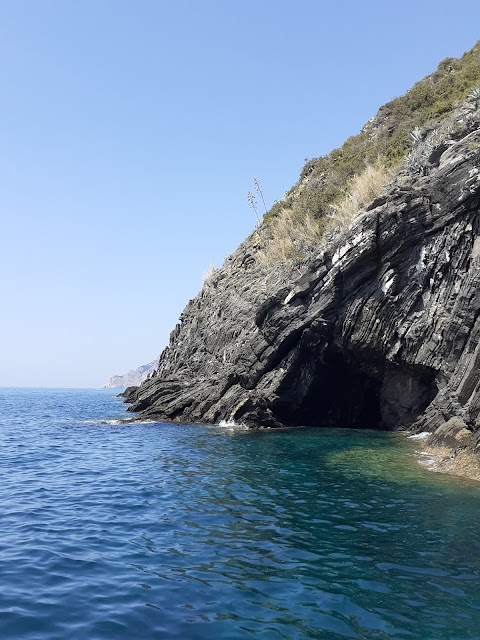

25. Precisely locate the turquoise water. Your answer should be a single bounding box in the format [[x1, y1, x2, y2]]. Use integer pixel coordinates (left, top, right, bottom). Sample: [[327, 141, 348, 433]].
[[1, 388, 480, 639]]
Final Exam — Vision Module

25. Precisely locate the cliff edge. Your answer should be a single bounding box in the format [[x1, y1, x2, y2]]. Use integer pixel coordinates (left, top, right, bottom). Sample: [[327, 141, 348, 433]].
[[123, 45, 480, 462]]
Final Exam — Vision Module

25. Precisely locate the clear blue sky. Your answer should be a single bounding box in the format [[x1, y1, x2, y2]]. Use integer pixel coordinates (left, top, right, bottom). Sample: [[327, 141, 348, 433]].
[[1, 0, 479, 387]]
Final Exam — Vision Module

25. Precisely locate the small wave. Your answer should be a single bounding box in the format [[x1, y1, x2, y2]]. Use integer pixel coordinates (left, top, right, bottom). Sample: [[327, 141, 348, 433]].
[[417, 455, 437, 468], [218, 419, 249, 430], [83, 418, 157, 426], [81, 419, 128, 425], [408, 432, 431, 440]]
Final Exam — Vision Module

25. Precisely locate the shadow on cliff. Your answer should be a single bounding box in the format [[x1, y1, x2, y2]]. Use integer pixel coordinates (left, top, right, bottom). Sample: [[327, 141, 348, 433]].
[[269, 346, 438, 431]]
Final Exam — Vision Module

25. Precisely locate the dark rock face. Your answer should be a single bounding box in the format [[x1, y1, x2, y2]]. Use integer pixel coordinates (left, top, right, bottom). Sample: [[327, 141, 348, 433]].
[[124, 104, 480, 438]]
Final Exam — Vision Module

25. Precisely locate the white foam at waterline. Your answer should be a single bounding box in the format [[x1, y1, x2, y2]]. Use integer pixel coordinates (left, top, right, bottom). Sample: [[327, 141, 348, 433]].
[[414, 448, 441, 472], [81, 418, 126, 425], [218, 419, 248, 430], [83, 418, 157, 426], [218, 419, 236, 427], [408, 432, 431, 440], [418, 457, 436, 468]]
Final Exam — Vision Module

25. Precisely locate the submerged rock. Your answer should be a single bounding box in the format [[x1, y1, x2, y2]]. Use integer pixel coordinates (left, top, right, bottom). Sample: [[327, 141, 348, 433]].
[[123, 83, 480, 443]]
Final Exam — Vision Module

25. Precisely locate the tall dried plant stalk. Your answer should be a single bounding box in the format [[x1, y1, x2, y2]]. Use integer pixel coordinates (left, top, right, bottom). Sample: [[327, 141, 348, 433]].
[[253, 177, 267, 213], [247, 191, 260, 224]]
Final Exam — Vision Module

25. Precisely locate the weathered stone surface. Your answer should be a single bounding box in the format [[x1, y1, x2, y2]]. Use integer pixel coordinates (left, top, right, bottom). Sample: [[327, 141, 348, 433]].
[[428, 416, 473, 449], [124, 100, 480, 439]]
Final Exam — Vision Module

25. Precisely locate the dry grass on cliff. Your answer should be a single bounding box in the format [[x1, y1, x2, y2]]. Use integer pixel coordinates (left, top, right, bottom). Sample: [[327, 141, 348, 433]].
[[256, 207, 325, 273], [327, 157, 395, 230], [263, 42, 480, 228], [258, 157, 394, 273], [202, 263, 218, 287]]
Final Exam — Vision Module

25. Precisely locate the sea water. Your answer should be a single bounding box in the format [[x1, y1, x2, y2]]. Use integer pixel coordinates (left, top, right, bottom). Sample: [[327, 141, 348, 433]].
[[0, 387, 479, 639]]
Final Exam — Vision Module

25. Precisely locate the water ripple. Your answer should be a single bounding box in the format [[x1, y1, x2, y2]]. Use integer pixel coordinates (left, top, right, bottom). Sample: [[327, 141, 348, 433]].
[[0, 388, 480, 639]]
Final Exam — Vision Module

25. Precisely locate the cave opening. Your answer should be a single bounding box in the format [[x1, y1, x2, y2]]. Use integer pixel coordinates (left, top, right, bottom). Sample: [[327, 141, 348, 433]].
[[292, 350, 383, 429], [273, 347, 438, 431]]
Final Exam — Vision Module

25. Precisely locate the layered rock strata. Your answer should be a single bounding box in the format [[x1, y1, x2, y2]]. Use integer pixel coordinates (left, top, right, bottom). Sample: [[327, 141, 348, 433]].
[[123, 99, 480, 454]]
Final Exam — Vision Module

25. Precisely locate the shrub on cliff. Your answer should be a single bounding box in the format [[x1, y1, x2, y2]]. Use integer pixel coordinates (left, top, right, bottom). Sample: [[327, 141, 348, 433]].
[[257, 41, 480, 276], [263, 41, 480, 229], [329, 157, 394, 229], [257, 206, 325, 274], [259, 157, 393, 273]]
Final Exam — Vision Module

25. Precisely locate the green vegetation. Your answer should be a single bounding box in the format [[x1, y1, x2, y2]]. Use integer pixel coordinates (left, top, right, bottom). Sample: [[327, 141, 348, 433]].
[[262, 41, 480, 229], [259, 158, 393, 273]]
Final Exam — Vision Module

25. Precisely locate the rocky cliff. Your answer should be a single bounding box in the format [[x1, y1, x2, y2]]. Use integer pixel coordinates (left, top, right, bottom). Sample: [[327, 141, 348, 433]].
[[123, 49, 480, 454], [104, 359, 157, 389]]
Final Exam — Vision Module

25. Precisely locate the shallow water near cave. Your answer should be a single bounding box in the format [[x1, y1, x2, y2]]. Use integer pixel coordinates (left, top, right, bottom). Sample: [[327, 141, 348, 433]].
[[1, 388, 480, 640]]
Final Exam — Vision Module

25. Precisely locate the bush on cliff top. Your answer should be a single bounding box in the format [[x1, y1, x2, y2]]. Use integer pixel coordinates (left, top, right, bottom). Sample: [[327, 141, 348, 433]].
[[259, 157, 394, 273], [262, 41, 480, 229], [258, 41, 480, 272]]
